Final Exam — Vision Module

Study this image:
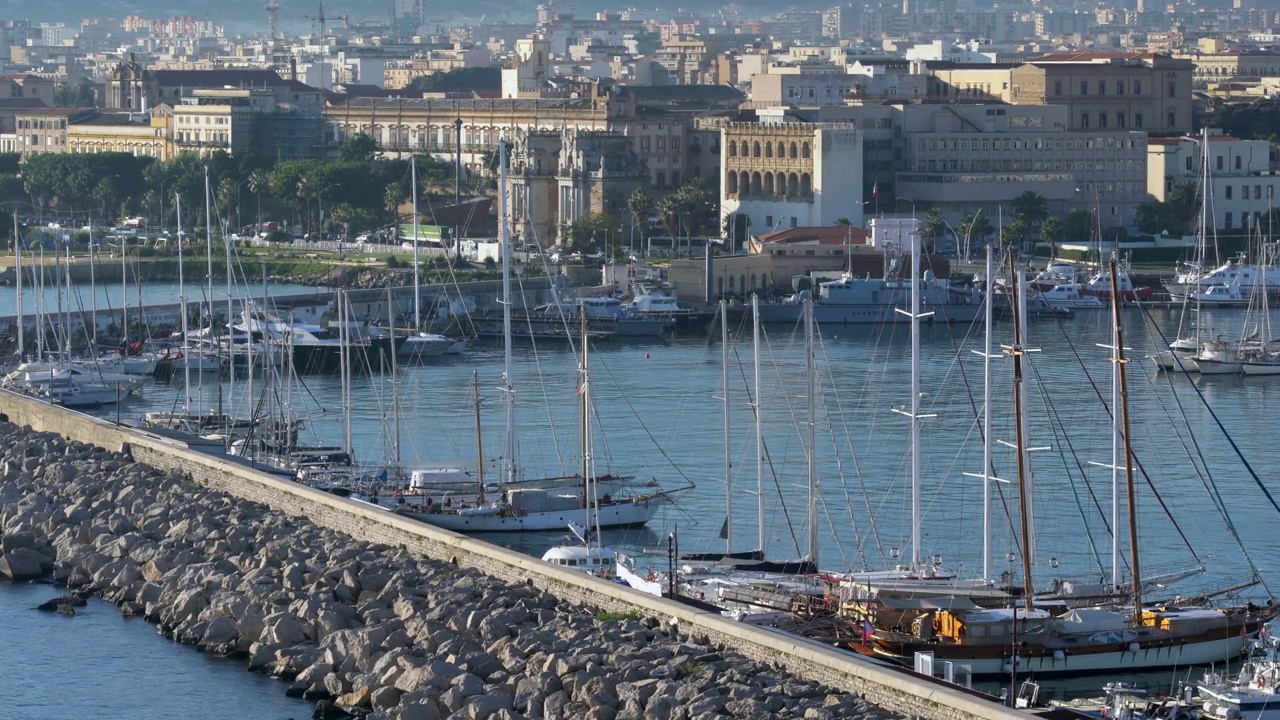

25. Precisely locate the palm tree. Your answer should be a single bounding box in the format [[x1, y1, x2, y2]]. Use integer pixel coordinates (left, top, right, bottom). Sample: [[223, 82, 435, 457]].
[[999, 216, 1029, 249], [296, 176, 316, 235], [92, 177, 119, 222], [1063, 209, 1093, 243], [384, 181, 408, 227], [1040, 216, 1064, 259], [627, 186, 652, 248], [1011, 191, 1050, 227], [834, 217, 852, 226], [658, 194, 682, 250], [217, 177, 239, 229], [1167, 181, 1201, 235], [959, 213, 994, 250], [247, 170, 270, 237], [922, 208, 946, 253]]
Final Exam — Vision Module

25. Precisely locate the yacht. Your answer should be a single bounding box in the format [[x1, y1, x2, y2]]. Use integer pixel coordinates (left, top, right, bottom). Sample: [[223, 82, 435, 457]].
[[1166, 255, 1280, 300], [1199, 637, 1280, 720]]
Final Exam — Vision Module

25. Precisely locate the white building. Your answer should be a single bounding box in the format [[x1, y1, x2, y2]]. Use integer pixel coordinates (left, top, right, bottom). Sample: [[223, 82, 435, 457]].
[[1147, 133, 1280, 231], [721, 120, 864, 233]]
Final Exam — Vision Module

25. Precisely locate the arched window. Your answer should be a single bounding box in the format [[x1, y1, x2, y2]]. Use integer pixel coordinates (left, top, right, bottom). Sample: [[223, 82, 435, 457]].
[[765, 142, 773, 158], [790, 142, 798, 159], [740, 275, 746, 293], [788, 173, 799, 196], [740, 171, 751, 196], [751, 172, 762, 195], [801, 142, 811, 159], [728, 140, 737, 157], [763, 172, 774, 196], [727, 172, 738, 194], [1167, 111, 1176, 128], [753, 141, 761, 157], [728, 274, 735, 291], [800, 173, 812, 196]]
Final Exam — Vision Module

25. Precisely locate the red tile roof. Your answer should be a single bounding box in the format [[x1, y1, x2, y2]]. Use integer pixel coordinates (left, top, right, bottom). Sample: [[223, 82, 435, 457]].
[[758, 226, 869, 245]]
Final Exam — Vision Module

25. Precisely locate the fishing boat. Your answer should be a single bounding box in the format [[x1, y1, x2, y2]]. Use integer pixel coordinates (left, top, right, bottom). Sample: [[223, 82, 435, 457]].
[[1198, 636, 1280, 720], [859, 260, 1277, 677]]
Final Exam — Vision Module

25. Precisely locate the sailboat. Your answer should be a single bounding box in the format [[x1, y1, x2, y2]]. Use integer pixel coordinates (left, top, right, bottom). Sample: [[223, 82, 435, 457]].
[[363, 140, 689, 532], [860, 259, 1277, 677], [398, 157, 463, 359]]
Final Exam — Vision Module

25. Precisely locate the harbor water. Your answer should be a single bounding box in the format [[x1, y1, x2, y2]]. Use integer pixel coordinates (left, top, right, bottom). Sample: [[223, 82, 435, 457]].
[[20, 297, 1280, 704], [0, 581, 310, 719]]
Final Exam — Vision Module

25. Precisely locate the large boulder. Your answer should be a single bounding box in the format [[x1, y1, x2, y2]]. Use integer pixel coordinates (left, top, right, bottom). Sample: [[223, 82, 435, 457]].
[[0, 548, 47, 579]]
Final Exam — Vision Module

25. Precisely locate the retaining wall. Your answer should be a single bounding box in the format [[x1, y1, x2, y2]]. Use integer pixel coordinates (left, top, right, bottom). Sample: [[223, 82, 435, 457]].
[[0, 389, 1030, 720]]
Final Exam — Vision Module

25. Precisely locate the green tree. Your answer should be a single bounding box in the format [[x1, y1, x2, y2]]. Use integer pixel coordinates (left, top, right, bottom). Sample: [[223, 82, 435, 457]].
[[834, 217, 852, 226], [407, 67, 502, 93], [1011, 190, 1050, 227], [247, 170, 271, 236], [922, 208, 947, 253], [92, 176, 120, 220], [217, 177, 239, 227], [1040, 216, 1064, 257], [999, 215, 1028, 249], [1063, 209, 1093, 243], [339, 133, 380, 164], [0, 153, 19, 175], [564, 212, 623, 256], [0, 174, 24, 202], [1167, 181, 1201, 235], [384, 181, 408, 226], [627, 186, 652, 243], [958, 213, 994, 250], [1134, 199, 1171, 235]]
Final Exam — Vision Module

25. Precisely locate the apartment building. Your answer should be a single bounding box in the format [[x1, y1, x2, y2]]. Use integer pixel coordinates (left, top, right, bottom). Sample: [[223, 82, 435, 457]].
[[67, 112, 169, 160], [897, 104, 1148, 229], [1148, 133, 1280, 231], [14, 107, 94, 158], [720, 120, 863, 233]]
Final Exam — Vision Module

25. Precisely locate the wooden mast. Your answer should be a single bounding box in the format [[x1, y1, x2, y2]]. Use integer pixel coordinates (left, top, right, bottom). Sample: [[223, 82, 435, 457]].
[[1008, 252, 1035, 612], [1109, 259, 1142, 619]]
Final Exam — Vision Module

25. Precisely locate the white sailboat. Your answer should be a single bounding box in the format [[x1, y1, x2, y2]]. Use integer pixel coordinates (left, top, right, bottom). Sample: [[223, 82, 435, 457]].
[[369, 140, 687, 532], [398, 157, 460, 359]]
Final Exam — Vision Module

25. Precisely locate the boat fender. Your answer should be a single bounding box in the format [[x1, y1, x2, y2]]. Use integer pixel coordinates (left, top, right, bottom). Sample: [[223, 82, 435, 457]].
[[1053, 650, 1065, 661], [1128, 642, 1140, 653]]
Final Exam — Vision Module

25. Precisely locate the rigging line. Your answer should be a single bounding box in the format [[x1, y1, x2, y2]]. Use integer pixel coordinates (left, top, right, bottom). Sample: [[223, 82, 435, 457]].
[[760, 322, 806, 558], [810, 327, 871, 569], [1024, 353, 1108, 576], [726, 315, 805, 558], [592, 342, 693, 486], [1047, 305, 1202, 564], [512, 271, 566, 471], [1140, 304, 1272, 595], [810, 331, 853, 567]]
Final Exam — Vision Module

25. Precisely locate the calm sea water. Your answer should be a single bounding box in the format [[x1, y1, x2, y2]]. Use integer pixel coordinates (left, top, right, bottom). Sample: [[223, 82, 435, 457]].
[[0, 581, 309, 720], [0, 281, 326, 320], [36, 297, 1280, 704]]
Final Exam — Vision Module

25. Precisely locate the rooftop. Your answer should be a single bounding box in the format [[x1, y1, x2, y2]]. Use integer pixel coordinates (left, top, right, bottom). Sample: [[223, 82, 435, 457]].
[[757, 226, 869, 246]]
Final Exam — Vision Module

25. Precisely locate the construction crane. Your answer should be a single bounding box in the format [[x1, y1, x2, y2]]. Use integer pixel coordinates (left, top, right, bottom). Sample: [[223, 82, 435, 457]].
[[264, 1, 280, 39], [302, 0, 326, 39]]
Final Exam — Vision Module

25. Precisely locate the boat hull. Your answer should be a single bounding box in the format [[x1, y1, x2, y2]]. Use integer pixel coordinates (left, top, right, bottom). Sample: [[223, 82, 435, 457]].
[[868, 632, 1251, 678], [1242, 362, 1280, 376], [396, 497, 662, 532], [756, 302, 984, 325]]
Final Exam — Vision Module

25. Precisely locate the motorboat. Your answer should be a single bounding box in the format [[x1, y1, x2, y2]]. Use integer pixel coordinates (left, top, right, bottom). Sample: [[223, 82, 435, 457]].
[[1191, 338, 1243, 375], [1035, 283, 1104, 311], [1199, 636, 1280, 720], [1166, 254, 1280, 300], [1187, 282, 1249, 307], [626, 283, 716, 330], [1029, 262, 1078, 292]]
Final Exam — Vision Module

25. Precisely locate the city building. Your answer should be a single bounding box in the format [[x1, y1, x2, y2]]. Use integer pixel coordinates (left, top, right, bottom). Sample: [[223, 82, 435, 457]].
[[720, 120, 864, 234], [1147, 133, 1280, 231], [14, 107, 94, 158], [67, 112, 169, 159]]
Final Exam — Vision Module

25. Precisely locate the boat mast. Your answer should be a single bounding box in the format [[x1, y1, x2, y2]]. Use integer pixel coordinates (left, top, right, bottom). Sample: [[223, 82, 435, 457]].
[[804, 298, 819, 564], [225, 210, 236, 419], [753, 293, 765, 554], [1109, 282, 1122, 591], [177, 196, 191, 411], [1008, 253, 1035, 611], [579, 311, 592, 515], [979, 245, 996, 581], [388, 287, 400, 464], [204, 167, 214, 339], [120, 232, 126, 352], [499, 140, 517, 485], [339, 290, 353, 459], [891, 227, 936, 569], [1109, 261, 1142, 618], [722, 299, 733, 553], [473, 369, 485, 503], [13, 212, 21, 357], [411, 157, 421, 332], [88, 216, 96, 348]]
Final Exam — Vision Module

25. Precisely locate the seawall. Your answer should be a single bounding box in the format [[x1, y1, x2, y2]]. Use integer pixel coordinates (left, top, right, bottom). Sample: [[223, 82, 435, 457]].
[[0, 390, 1030, 720]]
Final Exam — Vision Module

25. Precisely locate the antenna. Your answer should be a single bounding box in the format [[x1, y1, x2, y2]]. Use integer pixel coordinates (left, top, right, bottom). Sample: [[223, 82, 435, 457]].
[[264, 1, 280, 39]]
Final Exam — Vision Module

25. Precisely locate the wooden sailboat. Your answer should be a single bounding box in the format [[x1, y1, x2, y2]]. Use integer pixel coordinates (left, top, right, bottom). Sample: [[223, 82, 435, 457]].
[[860, 258, 1277, 677]]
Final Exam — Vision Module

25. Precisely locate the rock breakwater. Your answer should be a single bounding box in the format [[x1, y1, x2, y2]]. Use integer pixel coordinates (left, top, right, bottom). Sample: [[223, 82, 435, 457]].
[[0, 422, 902, 720]]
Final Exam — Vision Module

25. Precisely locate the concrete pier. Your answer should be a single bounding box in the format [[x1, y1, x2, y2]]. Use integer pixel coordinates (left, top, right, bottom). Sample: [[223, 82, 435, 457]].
[[0, 390, 1031, 720]]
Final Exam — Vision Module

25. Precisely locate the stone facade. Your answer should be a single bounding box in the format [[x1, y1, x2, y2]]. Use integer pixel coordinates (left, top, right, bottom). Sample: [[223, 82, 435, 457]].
[[720, 121, 864, 233], [67, 113, 169, 160], [508, 127, 647, 243]]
